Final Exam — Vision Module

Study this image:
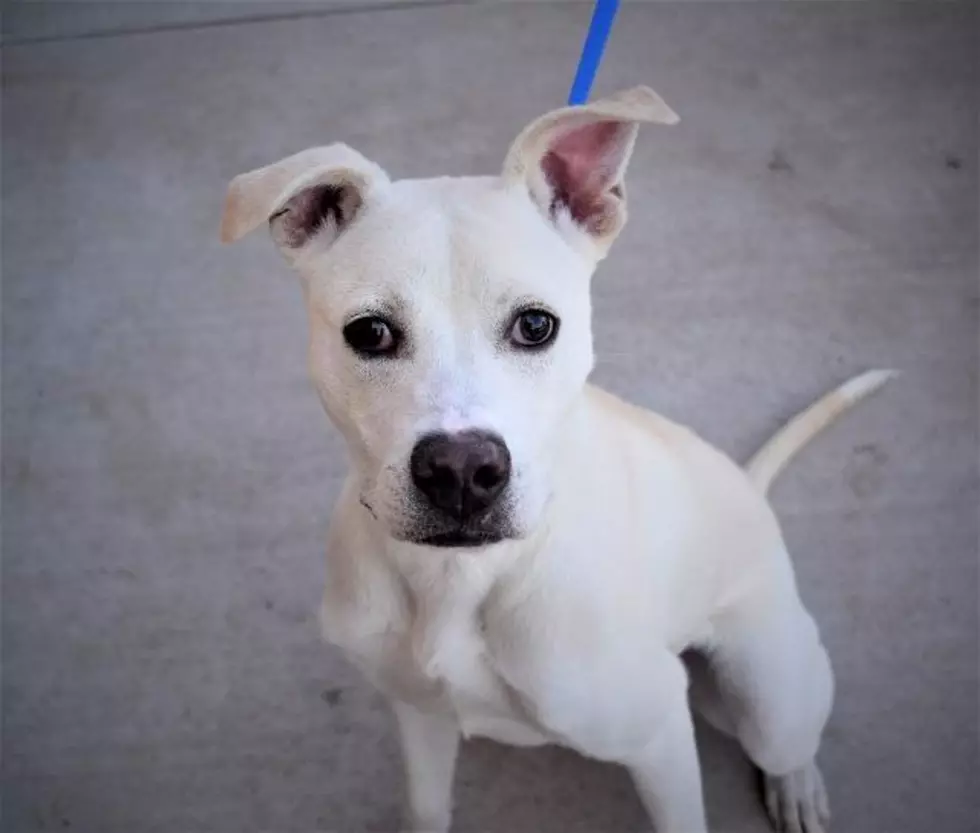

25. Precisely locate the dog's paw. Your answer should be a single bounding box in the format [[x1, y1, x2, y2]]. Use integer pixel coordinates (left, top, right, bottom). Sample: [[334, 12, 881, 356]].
[[763, 762, 830, 833]]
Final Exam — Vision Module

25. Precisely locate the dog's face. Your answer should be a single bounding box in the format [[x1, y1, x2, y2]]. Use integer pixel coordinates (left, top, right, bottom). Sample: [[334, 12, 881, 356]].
[[300, 178, 597, 545], [221, 87, 677, 547]]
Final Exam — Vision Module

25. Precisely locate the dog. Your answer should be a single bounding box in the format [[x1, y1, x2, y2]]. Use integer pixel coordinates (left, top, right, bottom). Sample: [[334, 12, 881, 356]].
[[220, 86, 894, 833]]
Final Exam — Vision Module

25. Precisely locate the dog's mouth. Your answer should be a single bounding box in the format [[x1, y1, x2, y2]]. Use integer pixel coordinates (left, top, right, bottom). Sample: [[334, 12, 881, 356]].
[[413, 529, 506, 549], [364, 493, 519, 550]]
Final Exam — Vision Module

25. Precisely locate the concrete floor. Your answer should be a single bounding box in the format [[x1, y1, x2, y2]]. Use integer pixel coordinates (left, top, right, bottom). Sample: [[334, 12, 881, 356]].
[[2, 3, 977, 832]]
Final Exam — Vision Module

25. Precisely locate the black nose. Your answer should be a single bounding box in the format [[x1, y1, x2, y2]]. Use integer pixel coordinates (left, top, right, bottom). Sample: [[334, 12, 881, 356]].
[[410, 431, 511, 522]]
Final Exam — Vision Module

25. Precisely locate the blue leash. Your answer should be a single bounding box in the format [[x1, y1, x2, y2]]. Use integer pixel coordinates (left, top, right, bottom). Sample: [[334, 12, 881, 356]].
[[567, 0, 620, 106]]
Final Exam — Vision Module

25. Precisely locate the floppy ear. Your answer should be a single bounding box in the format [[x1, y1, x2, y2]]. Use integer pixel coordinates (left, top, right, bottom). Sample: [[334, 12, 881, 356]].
[[219, 144, 389, 254], [502, 85, 678, 257]]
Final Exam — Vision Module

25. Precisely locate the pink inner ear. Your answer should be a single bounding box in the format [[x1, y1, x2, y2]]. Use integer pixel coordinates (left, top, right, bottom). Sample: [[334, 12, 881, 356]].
[[540, 120, 629, 233]]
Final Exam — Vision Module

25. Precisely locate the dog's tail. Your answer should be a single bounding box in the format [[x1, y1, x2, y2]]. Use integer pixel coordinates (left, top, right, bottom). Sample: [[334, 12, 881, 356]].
[[746, 369, 898, 493]]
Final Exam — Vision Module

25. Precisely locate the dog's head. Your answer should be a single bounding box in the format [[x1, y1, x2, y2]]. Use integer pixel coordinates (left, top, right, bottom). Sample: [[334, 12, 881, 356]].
[[221, 86, 677, 548]]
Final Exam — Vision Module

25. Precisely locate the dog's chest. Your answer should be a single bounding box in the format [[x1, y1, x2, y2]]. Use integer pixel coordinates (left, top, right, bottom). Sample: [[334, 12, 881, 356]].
[[395, 561, 551, 746]]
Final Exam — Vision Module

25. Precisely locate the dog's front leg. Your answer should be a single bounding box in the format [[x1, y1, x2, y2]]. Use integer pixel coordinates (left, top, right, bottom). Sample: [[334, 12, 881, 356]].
[[624, 671, 708, 833], [392, 700, 460, 833]]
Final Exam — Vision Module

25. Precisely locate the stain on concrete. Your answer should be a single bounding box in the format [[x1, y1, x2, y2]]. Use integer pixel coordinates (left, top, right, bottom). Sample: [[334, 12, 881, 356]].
[[945, 154, 963, 170], [321, 688, 343, 707], [854, 442, 889, 464], [99, 567, 138, 582], [767, 148, 793, 173], [84, 390, 110, 421], [847, 442, 889, 498]]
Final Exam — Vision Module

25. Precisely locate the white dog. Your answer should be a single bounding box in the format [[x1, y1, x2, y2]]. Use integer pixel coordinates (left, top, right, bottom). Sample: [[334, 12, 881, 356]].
[[221, 86, 893, 833]]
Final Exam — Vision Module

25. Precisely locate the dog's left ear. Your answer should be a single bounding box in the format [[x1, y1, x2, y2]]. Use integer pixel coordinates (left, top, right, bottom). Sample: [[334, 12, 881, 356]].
[[502, 85, 678, 258], [219, 144, 389, 257]]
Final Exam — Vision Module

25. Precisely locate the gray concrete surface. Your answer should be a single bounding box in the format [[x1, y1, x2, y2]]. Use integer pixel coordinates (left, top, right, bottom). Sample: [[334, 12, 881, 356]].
[[2, 3, 977, 832], [0, 1, 454, 45]]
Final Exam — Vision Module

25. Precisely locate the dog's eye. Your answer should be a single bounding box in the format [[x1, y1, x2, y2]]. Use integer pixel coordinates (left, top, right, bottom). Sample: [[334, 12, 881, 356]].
[[510, 309, 558, 349], [343, 316, 398, 357]]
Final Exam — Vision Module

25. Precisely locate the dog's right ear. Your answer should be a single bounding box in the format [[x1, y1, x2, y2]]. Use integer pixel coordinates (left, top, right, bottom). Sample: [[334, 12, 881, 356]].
[[502, 86, 678, 260], [219, 144, 389, 255]]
